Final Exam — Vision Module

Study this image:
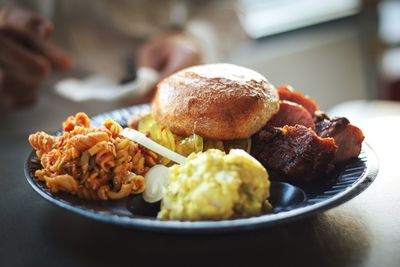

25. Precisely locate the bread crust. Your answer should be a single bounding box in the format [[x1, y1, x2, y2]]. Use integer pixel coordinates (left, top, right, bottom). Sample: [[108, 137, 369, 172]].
[[151, 64, 279, 140]]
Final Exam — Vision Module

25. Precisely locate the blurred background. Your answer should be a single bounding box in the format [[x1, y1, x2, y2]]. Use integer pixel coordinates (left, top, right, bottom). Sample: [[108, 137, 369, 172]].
[[0, 0, 399, 133]]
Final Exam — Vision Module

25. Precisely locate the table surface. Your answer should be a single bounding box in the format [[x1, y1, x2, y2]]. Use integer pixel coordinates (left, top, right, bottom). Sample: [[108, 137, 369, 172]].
[[1, 95, 400, 267]]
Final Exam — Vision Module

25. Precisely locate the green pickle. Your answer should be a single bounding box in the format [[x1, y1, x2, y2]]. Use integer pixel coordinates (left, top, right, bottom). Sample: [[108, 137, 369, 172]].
[[138, 114, 203, 165], [203, 140, 225, 151], [176, 134, 203, 157], [139, 114, 178, 165], [223, 138, 251, 153], [138, 114, 251, 165]]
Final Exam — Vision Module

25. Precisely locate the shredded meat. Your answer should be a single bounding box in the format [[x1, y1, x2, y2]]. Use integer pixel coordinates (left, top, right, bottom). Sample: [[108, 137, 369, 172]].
[[251, 125, 337, 181], [314, 112, 364, 163]]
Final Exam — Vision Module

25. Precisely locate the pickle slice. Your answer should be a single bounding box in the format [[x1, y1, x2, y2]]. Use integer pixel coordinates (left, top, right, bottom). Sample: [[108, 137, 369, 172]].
[[223, 138, 252, 153], [138, 114, 175, 165], [203, 140, 225, 151], [176, 134, 203, 157]]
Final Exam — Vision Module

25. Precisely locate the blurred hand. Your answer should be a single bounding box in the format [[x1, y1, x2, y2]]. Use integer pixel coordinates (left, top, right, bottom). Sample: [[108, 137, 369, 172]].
[[0, 7, 72, 108], [138, 32, 202, 79]]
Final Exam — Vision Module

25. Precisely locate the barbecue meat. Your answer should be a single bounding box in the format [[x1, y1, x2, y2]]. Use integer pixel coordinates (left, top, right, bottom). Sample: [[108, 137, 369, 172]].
[[314, 112, 348, 136], [314, 112, 364, 163], [251, 125, 337, 181], [277, 85, 318, 115], [267, 100, 315, 130]]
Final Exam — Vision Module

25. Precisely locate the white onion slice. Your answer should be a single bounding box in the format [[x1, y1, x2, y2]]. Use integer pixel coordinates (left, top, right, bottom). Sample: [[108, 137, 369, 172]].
[[143, 164, 169, 203], [246, 137, 252, 153], [121, 128, 186, 165]]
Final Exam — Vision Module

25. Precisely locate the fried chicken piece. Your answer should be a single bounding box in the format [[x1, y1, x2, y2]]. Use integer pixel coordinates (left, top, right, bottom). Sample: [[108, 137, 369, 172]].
[[314, 112, 364, 163], [251, 125, 337, 181]]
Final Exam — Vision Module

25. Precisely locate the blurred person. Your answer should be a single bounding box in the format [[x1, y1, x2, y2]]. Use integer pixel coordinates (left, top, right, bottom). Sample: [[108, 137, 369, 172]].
[[1, 0, 245, 108], [0, 6, 72, 108]]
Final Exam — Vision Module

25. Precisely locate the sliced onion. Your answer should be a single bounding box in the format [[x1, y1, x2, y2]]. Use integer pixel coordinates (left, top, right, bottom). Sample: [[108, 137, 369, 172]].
[[246, 137, 252, 153], [143, 164, 169, 203], [121, 128, 186, 165]]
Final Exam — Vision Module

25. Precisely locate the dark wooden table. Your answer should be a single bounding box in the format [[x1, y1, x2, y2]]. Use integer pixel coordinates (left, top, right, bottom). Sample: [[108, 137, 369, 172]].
[[1, 91, 399, 266]]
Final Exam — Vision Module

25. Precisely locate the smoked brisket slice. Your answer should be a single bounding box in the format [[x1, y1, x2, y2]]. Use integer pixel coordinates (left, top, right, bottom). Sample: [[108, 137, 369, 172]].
[[277, 85, 319, 115], [251, 125, 337, 181], [266, 100, 315, 130], [314, 112, 364, 163]]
